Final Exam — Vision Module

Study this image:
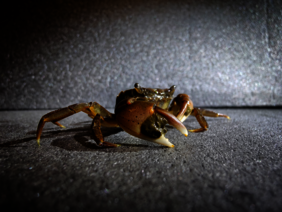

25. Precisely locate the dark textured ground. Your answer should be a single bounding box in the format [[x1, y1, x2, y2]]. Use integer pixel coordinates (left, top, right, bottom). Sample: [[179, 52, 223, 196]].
[[0, 109, 281, 212]]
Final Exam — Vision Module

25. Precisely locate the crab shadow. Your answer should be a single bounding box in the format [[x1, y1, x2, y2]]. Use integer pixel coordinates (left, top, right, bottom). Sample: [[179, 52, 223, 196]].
[[50, 127, 167, 152], [0, 118, 227, 151], [49, 122, 196, 152], [0, 121, 167, 152], [0, 125, 89, 148]]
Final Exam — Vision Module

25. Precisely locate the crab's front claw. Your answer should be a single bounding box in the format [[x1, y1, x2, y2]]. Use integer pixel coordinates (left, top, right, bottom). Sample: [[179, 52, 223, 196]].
[[115, 100, 188, 147], [154, 106, 188, 136], [169, 94, 194, 122]]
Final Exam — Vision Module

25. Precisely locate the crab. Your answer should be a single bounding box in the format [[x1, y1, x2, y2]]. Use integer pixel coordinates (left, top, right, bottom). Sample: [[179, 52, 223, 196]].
[[36, 83, 230, 148]]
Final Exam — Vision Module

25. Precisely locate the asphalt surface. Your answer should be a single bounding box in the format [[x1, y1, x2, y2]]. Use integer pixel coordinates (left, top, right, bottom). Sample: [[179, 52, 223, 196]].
[[0, 109, 281, 212]]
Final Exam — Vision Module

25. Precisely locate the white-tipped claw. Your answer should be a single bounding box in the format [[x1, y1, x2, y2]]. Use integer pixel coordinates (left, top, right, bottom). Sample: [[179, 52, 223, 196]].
[[150, 134, 175, 147], [154, 106, 188, 137]]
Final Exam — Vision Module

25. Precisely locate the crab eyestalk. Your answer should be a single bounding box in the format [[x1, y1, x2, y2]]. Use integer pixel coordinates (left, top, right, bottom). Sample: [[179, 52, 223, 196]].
[[134, 83, 143, 94], [168, 85, 176, 95]]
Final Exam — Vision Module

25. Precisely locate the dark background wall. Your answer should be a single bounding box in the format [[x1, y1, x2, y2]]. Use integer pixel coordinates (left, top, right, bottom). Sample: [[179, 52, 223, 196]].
[[1, 0, 281, 109]]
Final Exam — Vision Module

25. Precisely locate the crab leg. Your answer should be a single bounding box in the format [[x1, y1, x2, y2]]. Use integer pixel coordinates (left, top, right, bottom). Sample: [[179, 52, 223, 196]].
[[189, 108, 230, 133], [92, 114, 120, 147], [169, 94, 230, 133], [37, 103, 89, 145], [189, 108, 209, 133], [195, 108, 230, 120], [36, 102, 117, 146]]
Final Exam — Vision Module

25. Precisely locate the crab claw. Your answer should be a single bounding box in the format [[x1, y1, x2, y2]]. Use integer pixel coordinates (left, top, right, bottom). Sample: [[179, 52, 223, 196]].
[[154, 106, 188, 136], [138, 134, 175, 148], [115, 100, 188, 147], [169, 94, 194, 122]]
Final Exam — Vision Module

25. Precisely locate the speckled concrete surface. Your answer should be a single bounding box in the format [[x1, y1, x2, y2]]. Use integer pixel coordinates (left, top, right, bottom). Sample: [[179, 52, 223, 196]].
[[1, 0, 282, 109], [0, 109, 281, 212]]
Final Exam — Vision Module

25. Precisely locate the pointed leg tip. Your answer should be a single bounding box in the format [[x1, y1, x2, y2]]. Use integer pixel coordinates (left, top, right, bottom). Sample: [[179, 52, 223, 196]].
[[58, 123, 66, 128], [100, 141, 120, 148], [37, 139, 40, 147], [218, 114, 230, 120], [188, 128, 207, 133], [53, 121, 66, 128], [223, 115, 230, 120]]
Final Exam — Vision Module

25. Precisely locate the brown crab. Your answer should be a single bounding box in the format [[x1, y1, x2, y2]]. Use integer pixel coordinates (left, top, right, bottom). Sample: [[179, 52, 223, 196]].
[[36, 83, 230, 147]]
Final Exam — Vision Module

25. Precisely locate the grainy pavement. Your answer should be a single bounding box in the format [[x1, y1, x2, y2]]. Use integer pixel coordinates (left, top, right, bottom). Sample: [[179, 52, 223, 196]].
[[0, 109, 281, 212]]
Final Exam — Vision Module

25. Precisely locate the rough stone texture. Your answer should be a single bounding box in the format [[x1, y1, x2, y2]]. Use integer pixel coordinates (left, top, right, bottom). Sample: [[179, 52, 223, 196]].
[[0, 109, 281, 211], [1, 0, 282, 109]]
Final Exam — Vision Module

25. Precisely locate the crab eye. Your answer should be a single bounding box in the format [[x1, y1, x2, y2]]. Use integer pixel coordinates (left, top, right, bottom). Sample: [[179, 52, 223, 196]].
[[169, 85, 176, 94], [134, 83, 143, 94]]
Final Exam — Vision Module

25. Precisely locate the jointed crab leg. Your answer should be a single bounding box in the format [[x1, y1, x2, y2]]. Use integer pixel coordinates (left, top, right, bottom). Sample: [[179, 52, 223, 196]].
[[169, 94, 230, 133], [189, 108, 230, 133], [92, 114, 120, 147], [36, 102, 117, 146], [195, 108, 230, 120], [37, 103, 89, 145], [189, 108, 208, 132]]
